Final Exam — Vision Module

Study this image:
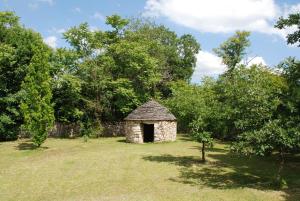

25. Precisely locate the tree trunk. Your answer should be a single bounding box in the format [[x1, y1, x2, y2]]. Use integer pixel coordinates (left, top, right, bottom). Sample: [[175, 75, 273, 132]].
[[277, 151, 285, 182], [202, 142, 206, 162]]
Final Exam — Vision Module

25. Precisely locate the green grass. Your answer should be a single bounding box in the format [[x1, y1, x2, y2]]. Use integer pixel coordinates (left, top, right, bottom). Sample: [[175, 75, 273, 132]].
[[0, 135, 299, 201]]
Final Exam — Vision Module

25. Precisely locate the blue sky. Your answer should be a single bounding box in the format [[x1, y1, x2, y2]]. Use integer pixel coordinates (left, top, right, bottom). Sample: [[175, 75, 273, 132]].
[[1, 0, 300, 82]]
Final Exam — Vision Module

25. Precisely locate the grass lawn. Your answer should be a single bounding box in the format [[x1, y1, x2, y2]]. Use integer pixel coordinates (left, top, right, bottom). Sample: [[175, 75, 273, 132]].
[[0, 135, 299, 201]]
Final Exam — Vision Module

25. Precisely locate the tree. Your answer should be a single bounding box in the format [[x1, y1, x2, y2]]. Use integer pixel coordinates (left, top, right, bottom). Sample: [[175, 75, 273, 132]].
[[214, 64, 286, 139], [275, 12, 300, 46], [190, 118, 213, 162], [232, 120, 299, 188], [126, 19, 200, 82], [213, 31, 250, 73], [0, 11, 46, 141], [164, 78, 218, 132], [52, 74, 83, 123], [230, 60, 299, 188], [62, 15, 200, 123], [276, 57, 300, 153], [20, 44, 54, 147], [50, 48, 83, 124]]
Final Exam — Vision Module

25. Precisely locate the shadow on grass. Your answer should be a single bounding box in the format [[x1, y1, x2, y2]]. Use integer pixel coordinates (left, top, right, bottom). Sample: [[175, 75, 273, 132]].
[[144, 154, 201, 167], [178, 134, 195, 142], [142, 150, 300, 201], [117, 139, 127, 143], [189, 146, 228, 153], [16, 142, 48, 150]]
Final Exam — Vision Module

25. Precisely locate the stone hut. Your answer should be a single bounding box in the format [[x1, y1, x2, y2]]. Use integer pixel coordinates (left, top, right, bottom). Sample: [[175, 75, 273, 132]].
[[124, 100, 177, 143]]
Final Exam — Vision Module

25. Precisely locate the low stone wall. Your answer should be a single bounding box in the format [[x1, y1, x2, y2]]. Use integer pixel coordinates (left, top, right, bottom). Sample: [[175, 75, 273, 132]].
[[48, 122, 125, 138], [102, 122, 125, 137], [49, 122, 81, 138]]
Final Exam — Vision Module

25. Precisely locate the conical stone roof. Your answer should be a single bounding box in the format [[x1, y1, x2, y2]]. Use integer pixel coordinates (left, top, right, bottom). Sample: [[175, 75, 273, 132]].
[[124, 100, 176, 121]]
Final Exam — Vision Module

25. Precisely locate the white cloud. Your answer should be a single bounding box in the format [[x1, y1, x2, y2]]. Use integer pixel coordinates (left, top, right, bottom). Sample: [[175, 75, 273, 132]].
[[90, 26, 100, 32], [43, 36, 57, 48], [73, 7, 81, 13], [191, 51, 226, 82], [242, 56, 267, 66], [28, 0, 54, 9], [38, 0, 54, 6], [49, 27, 65, 34], [191, 52, 268, 82], [283, 3, 300, 17], [28, 3, 38, 10], [92, 12, 105, 21], [277, 3, 300, 45], [144, 0, 300, 39]]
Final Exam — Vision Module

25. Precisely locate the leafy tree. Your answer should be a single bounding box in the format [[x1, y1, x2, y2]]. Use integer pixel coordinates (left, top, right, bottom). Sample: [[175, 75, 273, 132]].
[[52, 74, 83, 123], [213, 31, 250, 73], [50, 48, 83, 124], [0, 11, 46, 141], [215, 64, 286, 139], [108, 78, 140, 118], [63, 23, 96, 57], [108, 39, 161, 99], [232, 119, 299, 188], [20, 44, 54, 147], [164, 79, 217, 162], [190, 118, 213, 162], [164, 81, 204, 131], [164, 78, 218, 132], [275, 12, 300, 46], [105, 14, 129, 43], [0, 44, 17, 140], [62, 15, 200, 123], [230, 60, 299, 187], [127, 19, 200, 82], [276, 57, 300, 153]]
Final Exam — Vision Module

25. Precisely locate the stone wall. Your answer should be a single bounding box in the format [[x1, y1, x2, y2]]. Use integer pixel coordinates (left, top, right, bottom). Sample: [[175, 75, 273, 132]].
[[154, 121, 177, 142], [49, 122, 81, 138], [125, 121, 143, 143], [125, 120, 177, 143], [102, 122, 125, 136], [48, 122, 125, 138]]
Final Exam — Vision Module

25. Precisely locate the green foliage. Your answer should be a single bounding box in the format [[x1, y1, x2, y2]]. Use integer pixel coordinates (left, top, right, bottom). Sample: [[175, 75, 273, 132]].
[[232, 120, 298, 156], [20, 45, 54, 147], [275, 12, 300, 46], [52, 73, 83, 123], [80, 120, 103, 140], [109, 78, 140, 117], [127, 19, 200, 82], [190, 118, 213, 162], [164, 78, 218, 132], [276, 58, 300, 153], [1, 11, 299, 164], [62, 15, 200, 123], [213, 31, 250, 73], [229, 60, 299, 186], [215, 65, 286, 139], [164, 81, 203, 131], [0, 11, 47, 141]]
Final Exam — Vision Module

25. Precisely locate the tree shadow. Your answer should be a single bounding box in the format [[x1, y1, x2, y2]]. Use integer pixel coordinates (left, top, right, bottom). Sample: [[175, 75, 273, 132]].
[[189, 146, 228, 153], [142, 151, 300, 201], [117, 139, 127, 143], [16, 142, 48, 150], [143, 154, 201, 167], [179, 136, 194, 142]]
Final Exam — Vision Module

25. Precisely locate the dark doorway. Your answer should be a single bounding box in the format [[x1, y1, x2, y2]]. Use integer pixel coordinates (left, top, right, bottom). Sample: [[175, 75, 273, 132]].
[[143, 124, 154, 142]]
